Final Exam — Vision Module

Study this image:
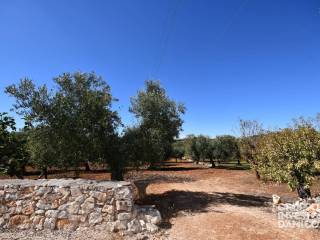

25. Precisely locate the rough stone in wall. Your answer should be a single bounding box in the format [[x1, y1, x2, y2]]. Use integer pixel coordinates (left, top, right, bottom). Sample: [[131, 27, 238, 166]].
[[0, 179, 161, 234]]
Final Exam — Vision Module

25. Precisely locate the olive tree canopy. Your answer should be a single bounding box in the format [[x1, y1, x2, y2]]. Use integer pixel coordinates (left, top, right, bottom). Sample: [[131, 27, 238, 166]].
[[6, 72, 122, 179], [129, 80, 185, 164]]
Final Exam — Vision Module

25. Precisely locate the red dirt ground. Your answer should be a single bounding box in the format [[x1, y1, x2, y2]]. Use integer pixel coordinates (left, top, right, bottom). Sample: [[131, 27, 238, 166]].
[[130, 162, 319, 240], [2, 161, 320, 239]]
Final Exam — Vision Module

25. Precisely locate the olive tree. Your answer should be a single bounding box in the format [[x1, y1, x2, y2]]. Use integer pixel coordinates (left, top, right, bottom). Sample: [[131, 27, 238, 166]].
[[204, 138, 218, 168], [171, 141, 185, 162], [120, 126, 147, 170], [0, 113, 28, 178], [6, 72, 122, 179], [186, 135, 201, 164], [0, 113, 16, 175], [214, 135, 240, 164], [186, 135, 213, 165], [197, 135, 211, 162], [256, 122, 320, 198], [129, 80, 185, 166], [26, 126, 57, 179]]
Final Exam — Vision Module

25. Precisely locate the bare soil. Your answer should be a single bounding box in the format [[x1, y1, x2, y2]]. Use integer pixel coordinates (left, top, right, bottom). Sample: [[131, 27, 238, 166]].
[[136, 161, 320, 240], [1, 161, 320, 239], [139, 163, 320, 240]]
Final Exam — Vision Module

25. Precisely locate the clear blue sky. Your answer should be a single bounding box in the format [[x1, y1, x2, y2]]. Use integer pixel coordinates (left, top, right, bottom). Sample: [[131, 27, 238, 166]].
[[0, 0, 320, 137]]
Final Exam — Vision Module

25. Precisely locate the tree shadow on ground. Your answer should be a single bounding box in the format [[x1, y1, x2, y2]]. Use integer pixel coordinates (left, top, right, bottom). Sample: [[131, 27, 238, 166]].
[[126, 173, 195, 185], [140, 190, 271, 229], [149, 166, 207, 172], [213, 165, 251, 171]]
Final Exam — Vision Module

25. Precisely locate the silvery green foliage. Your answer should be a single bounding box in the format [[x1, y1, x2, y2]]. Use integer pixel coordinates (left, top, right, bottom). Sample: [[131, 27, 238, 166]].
[[0, 112, 28, 178], [6, 72, 121, 178], [129, 80, 185, 164]]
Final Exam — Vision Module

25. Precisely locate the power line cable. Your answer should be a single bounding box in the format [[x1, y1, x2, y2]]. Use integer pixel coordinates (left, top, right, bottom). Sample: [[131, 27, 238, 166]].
[[211, 0, 249, 50], [150, 0, 182, 79], [149, 0, 248, 79]]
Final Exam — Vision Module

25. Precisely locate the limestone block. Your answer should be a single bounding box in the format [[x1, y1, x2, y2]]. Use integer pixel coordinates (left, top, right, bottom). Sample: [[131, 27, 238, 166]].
[[43, 217, 56, 230], [45, 210, 59, 218], [90, 191, 107, 203], [70, 187, 82, 197], [56, 219, 71, 230], [117, 212, 131, 221], [80, 197, 95, 214], [114, 220, 128, 231], [116, 200, 132, 212], [57, 210, 68, 219], [145, 222, 158, 233], [89, 212, 103, 225], [127, 219, 142, 233], [102, 204, 114, 214], [22, 203, 35, 215], [8, 215, 29, 228], [115, 187, 132, 200]]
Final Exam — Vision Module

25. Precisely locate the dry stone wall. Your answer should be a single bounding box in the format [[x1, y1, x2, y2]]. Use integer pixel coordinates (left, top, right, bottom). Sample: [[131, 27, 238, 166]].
[[0, 179, 161, 234]]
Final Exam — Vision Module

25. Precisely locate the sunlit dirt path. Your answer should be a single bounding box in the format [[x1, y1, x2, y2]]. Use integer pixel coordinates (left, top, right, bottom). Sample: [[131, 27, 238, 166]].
[[142, 162, 320, 240]]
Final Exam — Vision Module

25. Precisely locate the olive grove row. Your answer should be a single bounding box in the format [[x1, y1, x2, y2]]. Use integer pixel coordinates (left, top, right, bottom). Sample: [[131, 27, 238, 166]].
[[1, 71, 320, 198], [180, 118, 320, 198], [0, 72, 185, 180]]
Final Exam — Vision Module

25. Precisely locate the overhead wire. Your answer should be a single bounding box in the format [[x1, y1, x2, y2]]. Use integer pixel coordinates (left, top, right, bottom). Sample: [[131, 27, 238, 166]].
[[149, 0, 249, 79], [150, 0, 182, 79], [210, 0, 249, 50]]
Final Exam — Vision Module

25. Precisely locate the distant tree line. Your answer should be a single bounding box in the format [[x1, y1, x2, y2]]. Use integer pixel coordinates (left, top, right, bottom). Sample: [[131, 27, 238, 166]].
[[171, 117, 320, 199], [0, 72, 185, 180], [173, 134, 240, 167]]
